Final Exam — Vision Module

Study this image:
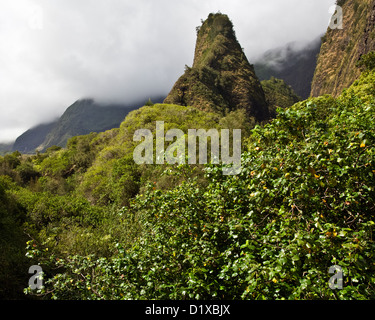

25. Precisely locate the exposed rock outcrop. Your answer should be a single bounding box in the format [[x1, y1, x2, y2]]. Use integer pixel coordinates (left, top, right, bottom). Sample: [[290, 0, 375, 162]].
[[164, 13, 269, 121]]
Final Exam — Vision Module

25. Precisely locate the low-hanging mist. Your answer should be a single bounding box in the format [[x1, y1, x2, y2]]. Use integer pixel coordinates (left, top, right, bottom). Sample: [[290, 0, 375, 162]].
[[0, 0, 335, 141]]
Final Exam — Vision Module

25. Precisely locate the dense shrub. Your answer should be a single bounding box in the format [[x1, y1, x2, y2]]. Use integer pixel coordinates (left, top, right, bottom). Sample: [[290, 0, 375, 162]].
[[27, 71, 375, 300], [261, 77, 301, 117], [0, 176, 28, 299]]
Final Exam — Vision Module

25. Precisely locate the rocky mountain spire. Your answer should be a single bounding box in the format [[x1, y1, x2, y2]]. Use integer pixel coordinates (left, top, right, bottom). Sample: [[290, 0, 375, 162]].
[[164, 13, 269, 121]]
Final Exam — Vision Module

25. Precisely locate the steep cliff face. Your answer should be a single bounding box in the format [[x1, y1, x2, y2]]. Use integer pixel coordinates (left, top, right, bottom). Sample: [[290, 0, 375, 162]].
[[311, 0, 375, 97], [164, 13, 269, 121]]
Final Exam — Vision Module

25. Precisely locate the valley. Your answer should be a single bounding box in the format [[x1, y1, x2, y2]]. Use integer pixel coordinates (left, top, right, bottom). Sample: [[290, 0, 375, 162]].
[[1, 2, 374, 301]]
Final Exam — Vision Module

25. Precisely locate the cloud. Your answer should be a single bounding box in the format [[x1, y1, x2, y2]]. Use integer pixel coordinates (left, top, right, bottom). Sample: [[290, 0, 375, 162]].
[[0, 0, 335, 142]]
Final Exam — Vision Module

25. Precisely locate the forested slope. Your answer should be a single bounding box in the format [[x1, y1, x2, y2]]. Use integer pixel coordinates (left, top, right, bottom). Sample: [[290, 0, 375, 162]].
[[1, 54, 374, 300]]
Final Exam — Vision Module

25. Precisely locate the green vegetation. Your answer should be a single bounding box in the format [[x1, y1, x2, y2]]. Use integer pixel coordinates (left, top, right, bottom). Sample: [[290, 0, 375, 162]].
[[0, 103, 257, 299], [1, 65, 374, 300], [0, 176, 28, 299], [356, 51, 375, 72], [311, 0, 375, 97], [1, 12, 375, 301], [164, 13, 269, 121], [261, 77, 301, 117]]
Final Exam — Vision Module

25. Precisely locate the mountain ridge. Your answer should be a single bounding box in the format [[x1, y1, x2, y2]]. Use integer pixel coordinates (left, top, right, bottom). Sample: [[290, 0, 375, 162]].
[[12, 97, 164, 154]]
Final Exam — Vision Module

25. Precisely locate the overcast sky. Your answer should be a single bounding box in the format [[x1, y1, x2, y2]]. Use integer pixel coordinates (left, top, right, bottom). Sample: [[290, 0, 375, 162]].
[[0, 0, 336, 142]]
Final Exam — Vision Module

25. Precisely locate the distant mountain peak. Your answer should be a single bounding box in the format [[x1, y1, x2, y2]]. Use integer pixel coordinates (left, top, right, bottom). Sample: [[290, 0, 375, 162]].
[[193, 13, 239, 68], [254, 37, 321, 99], [164, 13, 269, 120], [12, 99, 142, 154]]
